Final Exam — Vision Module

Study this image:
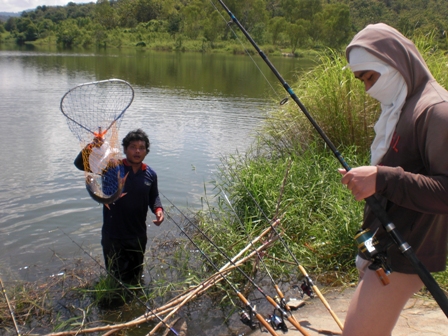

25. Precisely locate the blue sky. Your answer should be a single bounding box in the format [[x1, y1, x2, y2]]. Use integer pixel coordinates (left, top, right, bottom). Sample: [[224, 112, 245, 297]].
[[0, 0, 94, 13]]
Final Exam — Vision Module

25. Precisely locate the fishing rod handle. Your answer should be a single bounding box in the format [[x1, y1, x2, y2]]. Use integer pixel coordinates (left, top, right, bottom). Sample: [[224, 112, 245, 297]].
[[236, 293, 279, 336], [274, 285, 285, 300], [256, 313, 280, 336], [311, 285, 344, 331], [297, 265, 344, 330]]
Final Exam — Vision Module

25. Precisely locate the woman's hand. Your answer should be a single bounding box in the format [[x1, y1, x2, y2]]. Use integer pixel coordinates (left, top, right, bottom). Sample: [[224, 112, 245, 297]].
[[339, 166, 378, 201]]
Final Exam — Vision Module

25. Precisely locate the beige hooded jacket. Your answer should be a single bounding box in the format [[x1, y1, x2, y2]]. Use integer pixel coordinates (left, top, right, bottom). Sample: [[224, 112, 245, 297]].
[[346, 23, 448, 273]]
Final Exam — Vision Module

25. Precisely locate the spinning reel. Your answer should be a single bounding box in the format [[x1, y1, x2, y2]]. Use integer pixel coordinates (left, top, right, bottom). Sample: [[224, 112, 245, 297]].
[[240, 307, 258, 330], [292, 279, 314, 299], [267, 308, 288, 332], [354, 228, 391, 285]]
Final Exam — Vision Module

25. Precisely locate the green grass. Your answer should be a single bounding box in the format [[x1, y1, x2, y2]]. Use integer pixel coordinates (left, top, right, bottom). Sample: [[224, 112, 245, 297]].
[[201, 143, 366, 287]]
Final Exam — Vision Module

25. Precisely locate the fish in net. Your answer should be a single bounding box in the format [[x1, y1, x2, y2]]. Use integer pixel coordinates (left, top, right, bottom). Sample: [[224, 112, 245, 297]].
[[60, 79, 134, 204]]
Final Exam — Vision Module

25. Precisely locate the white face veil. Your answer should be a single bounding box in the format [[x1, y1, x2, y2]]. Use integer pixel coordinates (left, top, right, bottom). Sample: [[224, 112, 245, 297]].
[[348, 47, 408, 165]]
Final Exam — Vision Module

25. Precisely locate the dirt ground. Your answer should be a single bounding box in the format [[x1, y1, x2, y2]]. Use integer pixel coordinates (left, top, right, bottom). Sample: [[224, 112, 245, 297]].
[[247, 286, 447, 336]]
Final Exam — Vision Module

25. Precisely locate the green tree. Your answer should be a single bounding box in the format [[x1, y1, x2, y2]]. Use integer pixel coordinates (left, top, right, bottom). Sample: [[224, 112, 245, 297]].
[[280, 0, 322, 22], [224, 0, 269, 32], [180, 2, 203, 39], [4, 17, 17, 32], [42, 6, 67, 23], [14, 18, 39, 42], [135, 0, 161, 23], [151, 0, 178, 20], [94, 0, 118, 29], [167, 12, 181, 38], [203, 11, 222, 44], [269, 16, 287, 45], [56, 19, 82, 47], [37, 18, 54, 38], [115, 0, 138, 27], [320, 3, 351, 48], [286, 19, 309, 53]]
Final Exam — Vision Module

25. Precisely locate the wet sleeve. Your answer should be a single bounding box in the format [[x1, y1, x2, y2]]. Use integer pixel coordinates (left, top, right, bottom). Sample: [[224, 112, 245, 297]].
[[74, 151, 86, 171], [74, 144, 93, 172], [376, 103, 448, 214]]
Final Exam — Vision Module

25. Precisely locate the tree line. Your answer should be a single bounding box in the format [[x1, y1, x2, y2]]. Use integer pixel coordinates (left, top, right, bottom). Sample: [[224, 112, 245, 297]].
[[1, 0, 447, 52]]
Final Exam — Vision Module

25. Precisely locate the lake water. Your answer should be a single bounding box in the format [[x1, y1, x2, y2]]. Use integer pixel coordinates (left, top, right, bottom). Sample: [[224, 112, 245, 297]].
[[0, 45, 312, 282]]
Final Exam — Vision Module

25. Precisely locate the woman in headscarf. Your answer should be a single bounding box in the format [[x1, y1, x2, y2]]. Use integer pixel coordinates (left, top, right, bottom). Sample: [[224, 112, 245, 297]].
[[340, 23, 448, 335]]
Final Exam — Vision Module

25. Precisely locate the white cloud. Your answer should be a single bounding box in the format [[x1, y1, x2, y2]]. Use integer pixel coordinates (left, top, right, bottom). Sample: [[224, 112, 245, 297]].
[[0, 0, 94, 13]]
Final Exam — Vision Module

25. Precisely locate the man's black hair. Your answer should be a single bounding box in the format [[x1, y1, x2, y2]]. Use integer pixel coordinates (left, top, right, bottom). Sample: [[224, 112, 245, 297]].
[[122, 129, 150, 152]]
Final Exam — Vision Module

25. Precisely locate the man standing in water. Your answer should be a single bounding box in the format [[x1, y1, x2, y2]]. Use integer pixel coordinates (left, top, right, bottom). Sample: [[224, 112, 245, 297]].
[[75, 129, 164, 284]]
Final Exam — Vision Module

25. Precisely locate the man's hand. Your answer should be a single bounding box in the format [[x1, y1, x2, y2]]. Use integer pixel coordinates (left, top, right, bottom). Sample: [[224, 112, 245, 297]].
[[339, 166, 378, 201], [153, 208, 164, 226]]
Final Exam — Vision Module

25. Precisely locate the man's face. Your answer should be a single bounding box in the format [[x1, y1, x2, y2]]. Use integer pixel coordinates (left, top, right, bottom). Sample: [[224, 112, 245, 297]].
[[123, 140, 148, 164]]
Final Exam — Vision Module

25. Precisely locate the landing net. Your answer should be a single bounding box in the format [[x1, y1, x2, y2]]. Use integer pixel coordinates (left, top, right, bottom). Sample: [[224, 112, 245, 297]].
[[60, 79, 134, 203]]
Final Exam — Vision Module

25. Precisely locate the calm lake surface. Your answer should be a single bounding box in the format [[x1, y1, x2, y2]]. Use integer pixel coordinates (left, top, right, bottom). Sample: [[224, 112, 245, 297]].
[[0, 44, 313, 282]]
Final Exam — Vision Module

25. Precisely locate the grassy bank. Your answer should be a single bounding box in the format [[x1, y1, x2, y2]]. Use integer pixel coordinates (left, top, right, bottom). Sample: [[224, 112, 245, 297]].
[[200, 32, 448, 290]]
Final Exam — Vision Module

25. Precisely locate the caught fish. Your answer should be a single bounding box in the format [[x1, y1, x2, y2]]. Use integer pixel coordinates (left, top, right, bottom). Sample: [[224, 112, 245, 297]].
[[85, 171, 128, 205]]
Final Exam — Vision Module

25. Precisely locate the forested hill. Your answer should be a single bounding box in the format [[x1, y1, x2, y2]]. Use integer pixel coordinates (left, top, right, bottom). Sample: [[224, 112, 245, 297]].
[[1, 0, 447, 51]]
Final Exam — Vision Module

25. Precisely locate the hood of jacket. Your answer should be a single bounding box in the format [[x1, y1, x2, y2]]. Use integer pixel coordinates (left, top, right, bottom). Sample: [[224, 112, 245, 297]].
[[346, 23, 434, 99]]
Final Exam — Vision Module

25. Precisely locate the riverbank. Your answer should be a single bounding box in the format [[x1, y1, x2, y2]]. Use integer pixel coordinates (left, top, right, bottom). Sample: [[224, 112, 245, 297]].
[[0, 33, 321, 58]]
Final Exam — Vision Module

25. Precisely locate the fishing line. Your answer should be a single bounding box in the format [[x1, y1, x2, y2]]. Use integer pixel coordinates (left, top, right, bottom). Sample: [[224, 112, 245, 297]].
[[162, 205, 279, 335], [59, 228, 180, 336], [0, 277, 21, 336], [208, 0, 288, 105], [162, 193, 310, 336], [213, 0, 448, 319]]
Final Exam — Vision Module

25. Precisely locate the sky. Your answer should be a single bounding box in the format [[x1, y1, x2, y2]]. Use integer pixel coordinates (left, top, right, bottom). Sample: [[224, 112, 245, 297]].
[[0, 0, 94, 13]]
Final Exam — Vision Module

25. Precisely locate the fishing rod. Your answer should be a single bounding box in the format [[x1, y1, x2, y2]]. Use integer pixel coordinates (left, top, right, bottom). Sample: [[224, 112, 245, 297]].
[[162, 194, 310, 336], [59, 228, 180, 336], [213, 0, 448, 318], [221, 189, 301, 333], [1, 277, 21, 336], [162, 209, 279, 336], [222, 162, 344, 331]]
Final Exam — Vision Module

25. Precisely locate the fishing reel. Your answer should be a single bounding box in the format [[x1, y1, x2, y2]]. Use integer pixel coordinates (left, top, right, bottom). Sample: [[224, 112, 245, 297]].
[[292, 279, 314, 299], [300, 279, 314, 298], [267, 308, 288, 332], [354, 228, 391, 285], [274, 295, 287, 311], [240, 308, 258, 330]]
